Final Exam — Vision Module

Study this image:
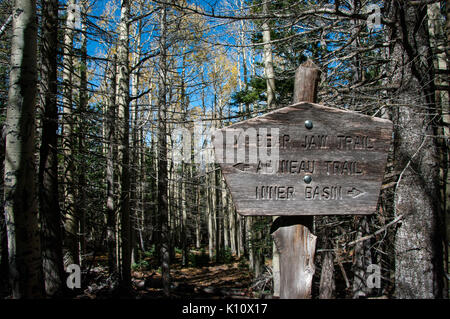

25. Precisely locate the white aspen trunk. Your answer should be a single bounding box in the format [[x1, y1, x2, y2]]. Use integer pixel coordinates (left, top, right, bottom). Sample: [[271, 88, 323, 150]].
[[4, 0, 44, 298], [272, 217, 280, 297], [262, 1, 275, 109], [238, 214, 244, 258], [246, 217, 253, 271], [215, 168, 221, 262], [62, 0, 79, 267], [222, 177, 229, 250], [195, 185, 201, 249], [130, 20, 142, 266], [229, 196, 236, 255], [207, 164, 214, 260], [117, 0, 131, 291], [78, 4, 88, 265]]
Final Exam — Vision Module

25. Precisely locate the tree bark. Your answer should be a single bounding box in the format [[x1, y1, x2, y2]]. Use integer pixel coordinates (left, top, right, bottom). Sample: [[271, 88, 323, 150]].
[[262, 1, 275, 109], [319, 247, 335, 299], [117, 0, 131, 292], [352, 216, 372, 298], [39, 0, 64, 297], [215, 168, 222, 263], [427, 2, 449, 295], [229, 199, 237, 255], [106, 54, 117, 275], [158, 4, 171, 296], [272, 221, 280, 297], [0, 126, 8, 292], [388, 1, 445, 298], [4, 0, 44, 298], [207, 167, 215, 260], [62, 0, 79, 267], [272, 217, 317, 299], [77, 4, 88, 264]]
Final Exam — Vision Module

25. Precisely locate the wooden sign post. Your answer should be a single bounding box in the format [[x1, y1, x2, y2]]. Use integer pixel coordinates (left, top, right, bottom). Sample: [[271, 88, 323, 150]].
[[213, 60, 393, 298]]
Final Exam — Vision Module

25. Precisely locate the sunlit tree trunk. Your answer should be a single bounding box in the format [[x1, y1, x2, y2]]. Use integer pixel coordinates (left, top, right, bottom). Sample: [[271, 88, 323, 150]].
[[195, 185, 201, 249], [117, 0, 131, 292], [130, 19, 142, 266], [262, 0, 275, 109], [215, 168, 222, 263], [62, 0, 79, 267], [222, 176, 229, 251], [207, 166, 214, 260], [77, 2, 88, 264]]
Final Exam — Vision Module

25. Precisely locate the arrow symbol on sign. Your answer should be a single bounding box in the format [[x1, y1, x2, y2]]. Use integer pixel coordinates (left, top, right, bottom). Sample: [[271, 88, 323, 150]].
[[233, 162, 251, 172], [347, 187, 365, 198]]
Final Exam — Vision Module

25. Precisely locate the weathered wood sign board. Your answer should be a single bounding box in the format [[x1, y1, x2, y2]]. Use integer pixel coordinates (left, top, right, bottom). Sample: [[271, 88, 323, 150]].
[[213, 102, 393, 216]]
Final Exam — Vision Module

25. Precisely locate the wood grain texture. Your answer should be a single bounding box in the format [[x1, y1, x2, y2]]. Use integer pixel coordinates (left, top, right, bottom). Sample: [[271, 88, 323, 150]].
[[213, 102, 393, 216], [272, 223, 317, 298]]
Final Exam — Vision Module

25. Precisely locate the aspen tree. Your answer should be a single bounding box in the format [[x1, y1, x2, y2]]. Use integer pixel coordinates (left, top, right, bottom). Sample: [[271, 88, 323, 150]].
[[4, 0, 44, 298]]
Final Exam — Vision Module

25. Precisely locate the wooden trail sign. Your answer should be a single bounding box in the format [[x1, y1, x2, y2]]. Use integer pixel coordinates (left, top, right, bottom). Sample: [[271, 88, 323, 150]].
[[214, 60, 393, 299], [213, 102, 393, 216]]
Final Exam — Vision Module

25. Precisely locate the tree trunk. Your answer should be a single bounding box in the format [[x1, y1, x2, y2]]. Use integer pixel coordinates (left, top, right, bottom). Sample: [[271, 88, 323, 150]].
[[262, 0, 275, 109], [130, 24, 142, 266], [39, 0, 64, 297], [319, 249, 335, 299], [222, 176, 229, 251], [263, 5, 281, 291], [4, 0, 44, 298], [427, 2, 449, 295], [207, 168, 215, 260], [352, 216, 372, 298], [117, 0, 131, 292], [389, 1, 444, 298], [238, 214, 245, 258], [158, 4, 170, 296], [272, 218, 317, 299], [229, 200, 237, 255], [195, 185, 201, 249], [77, 5, 88, 264], [106, 54, 117, 275], [181, 161, 188, 266], [272, 217, 280, 297], [215, 168, 221, 263], [62, 0, 78, 267], [0, 126, 8, 292]]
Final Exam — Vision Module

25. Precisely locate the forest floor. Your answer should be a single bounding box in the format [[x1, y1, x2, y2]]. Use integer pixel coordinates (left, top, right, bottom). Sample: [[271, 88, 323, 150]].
[[76, 250, 267, 299]]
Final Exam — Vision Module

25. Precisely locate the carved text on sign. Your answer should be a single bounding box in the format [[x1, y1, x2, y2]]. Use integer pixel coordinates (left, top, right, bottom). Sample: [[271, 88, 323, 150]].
[[278, 134, 374, 150], [213, 102, 393, 216]]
